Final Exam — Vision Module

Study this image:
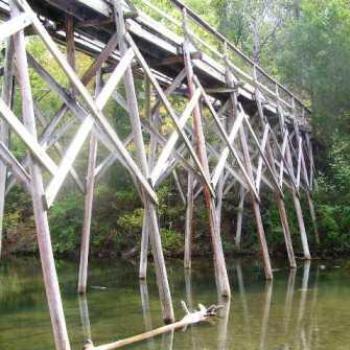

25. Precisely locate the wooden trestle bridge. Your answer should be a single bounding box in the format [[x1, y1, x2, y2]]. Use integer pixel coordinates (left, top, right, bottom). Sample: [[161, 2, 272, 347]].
[[0, 0, 318, 349]]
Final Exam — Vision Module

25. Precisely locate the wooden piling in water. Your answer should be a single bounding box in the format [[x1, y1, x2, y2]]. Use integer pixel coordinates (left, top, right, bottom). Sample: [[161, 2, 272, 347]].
[[10, 2, 71, 349], [182, 8, 231, 298], [78, 71, 101, 294], [114, 0, 174, 323], [225, 66, 273, 280], [184, 171, 194, 269]]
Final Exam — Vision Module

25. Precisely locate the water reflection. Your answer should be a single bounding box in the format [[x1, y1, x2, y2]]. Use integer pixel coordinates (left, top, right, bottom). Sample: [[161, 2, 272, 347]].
[[78, 295, 92, 342], [259, 280, 273, 350], [217, 298, 230, 350], [1, 259, 350, 350], [283, 267, 296, 333]]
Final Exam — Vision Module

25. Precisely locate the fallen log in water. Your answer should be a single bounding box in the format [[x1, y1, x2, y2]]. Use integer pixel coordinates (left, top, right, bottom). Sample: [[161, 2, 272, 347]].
[[83, 302, 222, 350]]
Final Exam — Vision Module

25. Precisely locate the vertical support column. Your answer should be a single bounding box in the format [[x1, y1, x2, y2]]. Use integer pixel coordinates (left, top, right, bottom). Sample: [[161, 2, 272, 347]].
[[235, 185, 245, 249], [139, 78, 152, 280], [114, 0, 174, 323], [286, 144, 311, 259], [264, 138, 296, 269], [276, 194, 297, 268], [225, 65, 272, 280], [306, 190, 320, 245], [292, 189, 311, 259], [184, 171, 194, 269], [239, 125, 273, 280], [78, 132, 98, 293], [0, 38, 14, 258], [10, 2, 71, 350], [77, 72, 100, 293], [182, 9, 231, 298], [216, 169, 225, 233], [256, 90, 296, 269], [139, 213, 149, 279]]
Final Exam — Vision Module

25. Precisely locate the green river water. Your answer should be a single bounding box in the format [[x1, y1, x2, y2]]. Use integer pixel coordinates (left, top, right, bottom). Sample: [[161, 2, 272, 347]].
[[0, 257, 350, 350]]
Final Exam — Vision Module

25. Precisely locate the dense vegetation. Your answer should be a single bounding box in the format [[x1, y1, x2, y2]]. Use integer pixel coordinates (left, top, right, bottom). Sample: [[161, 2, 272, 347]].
[[1, 0, 349, 259]]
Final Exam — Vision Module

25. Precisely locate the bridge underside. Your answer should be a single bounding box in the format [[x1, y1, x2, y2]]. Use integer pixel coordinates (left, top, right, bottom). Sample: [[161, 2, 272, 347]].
[[0, 1, 317, 349]]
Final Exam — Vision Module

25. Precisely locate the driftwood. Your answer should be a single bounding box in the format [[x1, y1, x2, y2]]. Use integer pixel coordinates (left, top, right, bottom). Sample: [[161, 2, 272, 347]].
[[83, 302, 223, 350]]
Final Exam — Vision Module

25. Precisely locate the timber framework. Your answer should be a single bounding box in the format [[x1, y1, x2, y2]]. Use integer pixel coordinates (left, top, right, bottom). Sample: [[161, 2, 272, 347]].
[[0, 0, 318, 349]]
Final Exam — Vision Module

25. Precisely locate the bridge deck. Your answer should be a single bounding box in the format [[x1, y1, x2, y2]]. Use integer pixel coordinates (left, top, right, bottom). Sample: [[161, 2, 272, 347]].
[[0, 0, 311, 130]]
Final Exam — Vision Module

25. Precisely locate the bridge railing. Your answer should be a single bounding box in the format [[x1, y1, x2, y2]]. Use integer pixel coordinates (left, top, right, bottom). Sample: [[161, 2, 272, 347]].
[[133, 0, 311, 124]]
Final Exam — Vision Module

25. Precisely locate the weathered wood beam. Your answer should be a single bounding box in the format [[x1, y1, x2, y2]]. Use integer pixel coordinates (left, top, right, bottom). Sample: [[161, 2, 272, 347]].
[[255, 125, 269, 193], [5, 105, 69, 195], [198, 82, 259, 201], [183, 9, 230, 298], [172, 170, 186, 205], [139, 78, 152, 280], [0, 98, 58, 174], [239, 124, 273, 280], [306, 190, 320, 245], [154, 52, 202, 67], [0, 11, 32, 42], [78, 71, 101, 294], [0, 141, 31, 189], [10, 2, 71, 349], [34, 104, 85, 193], [114, 0, 174, 323], [256, 89, 297, 269], [0, 37, 14, 258], [17, 1, 157, 203], [44, 47, 136, 207], [234, 185, 245, 249], [225, 65, 272, 280], [125, 32, 215, 197], [184, 170, 194, 269], [150, 88, 201, 185], [243, 114, 283, 197], [286, 136, 311, 259]]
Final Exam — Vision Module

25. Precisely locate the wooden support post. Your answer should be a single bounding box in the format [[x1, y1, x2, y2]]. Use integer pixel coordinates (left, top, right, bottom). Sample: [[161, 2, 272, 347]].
[[65, 13, 76, 95], [114, 0, 174, 323], [0, 38, 14, 258], [183, 9, 231, 298], [292, 189, 311, 259], [262, 126, 296, 269], [139, 213, 149, 280], [216, 171, 225, 234], [235, 185, 245, 250], [306, 190, 320, 245], [225, 66, 272, 280], [276, 194, 297, 268], [256, 89, 297, 268], [77, 71, 101, 294], [286, 144, 311, 259], [184, 171, 194, 269], [268, 137, 297, 268], [139, 78, 152, 280], [239, 125, 273, 280], [10, 2, 71, 349]]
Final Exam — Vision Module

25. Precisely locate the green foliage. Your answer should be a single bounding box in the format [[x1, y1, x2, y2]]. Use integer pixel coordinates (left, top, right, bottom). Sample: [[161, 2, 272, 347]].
[[49, 192, 84, 255], [160, 228, 183, 255]]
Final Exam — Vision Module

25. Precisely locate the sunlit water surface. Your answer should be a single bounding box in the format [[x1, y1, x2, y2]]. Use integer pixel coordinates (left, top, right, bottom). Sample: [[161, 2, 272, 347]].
[[1, 257, 350, 350]]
